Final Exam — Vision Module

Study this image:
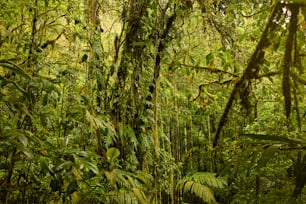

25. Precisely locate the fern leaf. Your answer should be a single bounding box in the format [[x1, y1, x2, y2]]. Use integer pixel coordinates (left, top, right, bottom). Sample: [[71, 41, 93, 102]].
[[177, 172, 227, 203], [189, 172, 227, 188], [177, 180, 217, 203], [124, 125, 138, 150]]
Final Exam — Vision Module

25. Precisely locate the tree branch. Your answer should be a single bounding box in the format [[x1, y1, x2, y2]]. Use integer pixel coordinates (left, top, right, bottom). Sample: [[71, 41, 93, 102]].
[[167, 62, 239, 77]]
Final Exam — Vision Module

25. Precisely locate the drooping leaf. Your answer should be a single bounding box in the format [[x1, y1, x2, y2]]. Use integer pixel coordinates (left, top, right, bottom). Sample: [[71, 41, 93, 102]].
[[0, 60, 31, 79], [16, 144, 33, 159], [256, 146, 277, 171], [56, 161, 74, 172], [134, 171, 152, 186], [17, 133, 28, 147], [104, 171, 116, 186], [132, 187, 149, 204], [82, 160, 99, 175]]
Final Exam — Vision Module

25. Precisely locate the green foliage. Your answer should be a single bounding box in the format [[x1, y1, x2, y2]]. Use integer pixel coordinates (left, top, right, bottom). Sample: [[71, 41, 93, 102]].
[[0, 0, 305, 203], [106, 147, 120, 163], [177, 172, 227, 203], [179, 181, 216, 203]]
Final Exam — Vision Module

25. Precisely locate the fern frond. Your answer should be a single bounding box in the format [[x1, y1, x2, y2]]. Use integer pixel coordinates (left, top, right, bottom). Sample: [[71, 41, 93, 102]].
[[101, 120, 118, 148], [177, 180, 217, 204], [124, 125, 138, 150], [189, 172, 227, 188], [177, 172, 227, 203]]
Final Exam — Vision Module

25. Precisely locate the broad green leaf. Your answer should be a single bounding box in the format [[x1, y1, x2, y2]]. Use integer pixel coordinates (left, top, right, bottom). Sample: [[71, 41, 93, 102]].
[[17, 134, 28, 147], [106, 147, 120, 162], [256, 146, 277, 171], [205, 53, 213, 66], [238, 33, 247, 42], [39, 156, 51, 175]]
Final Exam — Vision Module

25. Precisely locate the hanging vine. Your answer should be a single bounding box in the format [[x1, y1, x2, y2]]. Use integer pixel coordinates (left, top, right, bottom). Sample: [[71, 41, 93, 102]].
[[213, 2, 306, 147]]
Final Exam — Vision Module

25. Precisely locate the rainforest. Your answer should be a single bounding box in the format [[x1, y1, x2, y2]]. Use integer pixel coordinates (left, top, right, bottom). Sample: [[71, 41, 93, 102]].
[[0, 0, 306, 203]]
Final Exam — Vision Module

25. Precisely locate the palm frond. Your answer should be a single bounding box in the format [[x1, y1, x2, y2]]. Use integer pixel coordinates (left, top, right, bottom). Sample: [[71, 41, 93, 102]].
[[177, 180, 217, 204], [177, 172, 227, 203], [104, 170, 150, 204], [188, 172, 227, 188]]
